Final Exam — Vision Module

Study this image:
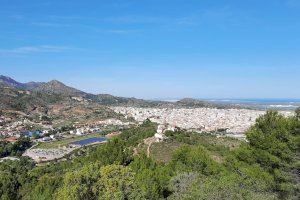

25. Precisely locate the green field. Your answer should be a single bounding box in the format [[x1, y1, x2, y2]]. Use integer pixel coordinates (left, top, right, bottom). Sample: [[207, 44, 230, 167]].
[[33, 133, 103, 149]]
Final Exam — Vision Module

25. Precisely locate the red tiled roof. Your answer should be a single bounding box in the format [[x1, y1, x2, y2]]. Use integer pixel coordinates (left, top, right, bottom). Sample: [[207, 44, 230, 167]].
[[4, 137, 18, 142]]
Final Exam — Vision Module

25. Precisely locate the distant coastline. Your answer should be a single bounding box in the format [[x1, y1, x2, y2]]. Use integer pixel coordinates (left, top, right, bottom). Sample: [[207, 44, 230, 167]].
[[158, 98, 300, 110]]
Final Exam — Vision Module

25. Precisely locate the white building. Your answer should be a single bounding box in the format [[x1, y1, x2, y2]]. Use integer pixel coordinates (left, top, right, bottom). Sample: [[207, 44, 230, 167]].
[[154, 125, 168, 142], [42, 137, 52, 141], [154, 133, 167, 142], [76, 128, 84, 135]]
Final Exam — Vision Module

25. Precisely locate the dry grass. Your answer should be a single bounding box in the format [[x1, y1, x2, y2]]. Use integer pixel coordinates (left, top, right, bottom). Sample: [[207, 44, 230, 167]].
[[149, 140, 182, 163]]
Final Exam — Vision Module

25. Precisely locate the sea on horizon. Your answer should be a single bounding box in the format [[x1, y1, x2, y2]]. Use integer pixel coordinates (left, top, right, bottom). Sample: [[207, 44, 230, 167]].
[[158, 98, 300, 110]]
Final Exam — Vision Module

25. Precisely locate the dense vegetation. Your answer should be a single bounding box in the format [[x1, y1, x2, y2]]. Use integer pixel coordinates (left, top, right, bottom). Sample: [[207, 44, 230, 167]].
[[0, 109, 299, 200], [0, 137, 32, 158]]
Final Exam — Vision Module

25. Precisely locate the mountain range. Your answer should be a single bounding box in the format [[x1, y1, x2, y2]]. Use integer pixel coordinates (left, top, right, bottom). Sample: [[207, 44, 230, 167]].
[[0, 75, 231, 112], [0, 75, 169, 110], [0, 75, 83, 95]]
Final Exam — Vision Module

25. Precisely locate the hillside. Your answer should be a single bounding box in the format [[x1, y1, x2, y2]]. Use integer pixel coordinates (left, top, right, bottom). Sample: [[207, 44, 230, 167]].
[[0, 75, 168, 109], [0, 85, 67, 113], [0, 75, 44, 90], [34, 80, 86, 96], [0, 75, 239, 109]]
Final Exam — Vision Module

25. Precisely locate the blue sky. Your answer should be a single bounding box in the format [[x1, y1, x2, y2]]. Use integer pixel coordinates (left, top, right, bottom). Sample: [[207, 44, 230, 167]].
[[0, 0, 300, 99]]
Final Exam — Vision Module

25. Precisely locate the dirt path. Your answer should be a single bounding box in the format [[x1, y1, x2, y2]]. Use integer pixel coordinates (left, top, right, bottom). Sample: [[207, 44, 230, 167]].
[[133, 137, 157, 157], [133, 142, 142, 156], [144, 137, 156, 157]]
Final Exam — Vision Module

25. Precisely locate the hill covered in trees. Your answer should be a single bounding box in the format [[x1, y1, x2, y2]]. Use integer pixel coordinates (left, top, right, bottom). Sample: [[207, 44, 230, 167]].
[[0, 109, 299, 200]]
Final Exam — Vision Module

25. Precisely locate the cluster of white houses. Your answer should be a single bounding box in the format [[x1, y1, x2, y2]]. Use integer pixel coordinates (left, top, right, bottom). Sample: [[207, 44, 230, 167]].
[[112, 107, 293, 134], [70, 127, 101, 136]]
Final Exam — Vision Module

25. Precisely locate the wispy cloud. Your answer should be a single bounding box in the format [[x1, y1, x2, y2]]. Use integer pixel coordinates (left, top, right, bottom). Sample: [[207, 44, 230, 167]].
[[30, 15, 178, 28], [103, 16, 170, 24], [27, 6, 250, 33], [30, 22, 73, 28], [97, 29, 141, 34], [285, 0, 300, 7], [47, 15, 97, 21], [30, 21, 141, 34], [8, 14, 25, 20], [0, 45, 80, 56], [102, 7, 249, 29]]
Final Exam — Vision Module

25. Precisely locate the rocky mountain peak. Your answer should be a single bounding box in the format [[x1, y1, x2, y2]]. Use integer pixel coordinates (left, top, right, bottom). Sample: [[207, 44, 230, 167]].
[[0, 75, 23, 88], [34, 79, 85, 96]]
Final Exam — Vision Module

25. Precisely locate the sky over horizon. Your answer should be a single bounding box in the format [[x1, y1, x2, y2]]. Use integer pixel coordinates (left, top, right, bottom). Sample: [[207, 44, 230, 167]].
[[0, 0, 300, 99]]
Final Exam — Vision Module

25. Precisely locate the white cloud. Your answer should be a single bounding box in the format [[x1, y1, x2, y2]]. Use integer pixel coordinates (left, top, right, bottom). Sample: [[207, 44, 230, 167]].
[[0, 45, 80, 56]]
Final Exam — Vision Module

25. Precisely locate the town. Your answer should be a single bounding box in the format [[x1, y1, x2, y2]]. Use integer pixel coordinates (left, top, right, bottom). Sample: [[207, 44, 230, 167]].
[[1, 105, 295, 162], [112, 106, 293, 135]]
